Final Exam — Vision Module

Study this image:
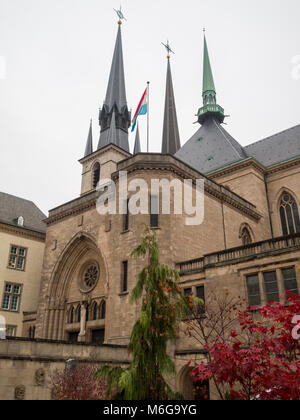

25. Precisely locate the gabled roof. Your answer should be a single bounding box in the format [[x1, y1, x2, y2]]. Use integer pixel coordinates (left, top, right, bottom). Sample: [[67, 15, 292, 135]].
[[0, 192, 46, 234], [244, 124, 300, 167], [175, 118, 247, 174]]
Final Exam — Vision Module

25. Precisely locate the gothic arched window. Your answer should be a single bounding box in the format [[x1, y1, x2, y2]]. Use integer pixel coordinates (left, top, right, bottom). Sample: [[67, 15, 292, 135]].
[[100, 301, 106, 320], [75, 305, 81, 323], [280, 193, 300, 235], [69, 307, 74, 324], [86, 304, 90, 322], [92, 302, 98, 321], [92, 162, 101, 189], [241, 227, 252, 246]]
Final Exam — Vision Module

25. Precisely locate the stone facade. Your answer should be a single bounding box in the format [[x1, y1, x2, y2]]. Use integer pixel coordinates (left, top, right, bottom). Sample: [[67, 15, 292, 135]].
[[0, 146, 299, 400], [0, 222, 45, 338]]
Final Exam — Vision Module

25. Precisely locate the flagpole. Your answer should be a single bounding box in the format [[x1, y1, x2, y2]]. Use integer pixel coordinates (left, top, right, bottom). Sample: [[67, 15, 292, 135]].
[[147, 81, 150, 153]]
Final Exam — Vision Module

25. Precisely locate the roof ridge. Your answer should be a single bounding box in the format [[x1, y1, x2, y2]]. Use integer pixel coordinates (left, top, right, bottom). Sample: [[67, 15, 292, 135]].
[[212, 119, 245, 159], [0, 191, 35, 205], [245, 123, 300, 149]]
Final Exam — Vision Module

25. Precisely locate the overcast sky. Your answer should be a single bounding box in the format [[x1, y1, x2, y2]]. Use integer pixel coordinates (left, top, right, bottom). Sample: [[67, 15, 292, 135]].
[[0, 0, 299, 215]]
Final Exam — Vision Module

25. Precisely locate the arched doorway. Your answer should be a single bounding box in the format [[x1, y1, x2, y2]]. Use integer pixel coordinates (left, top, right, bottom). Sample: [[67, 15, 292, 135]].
[[178, 365, 210, 400], [44, 232, 108, 343]]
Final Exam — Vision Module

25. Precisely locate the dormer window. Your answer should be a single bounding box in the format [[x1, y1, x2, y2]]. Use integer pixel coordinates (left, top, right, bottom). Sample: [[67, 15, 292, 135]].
[[17, 216, 24, 227]]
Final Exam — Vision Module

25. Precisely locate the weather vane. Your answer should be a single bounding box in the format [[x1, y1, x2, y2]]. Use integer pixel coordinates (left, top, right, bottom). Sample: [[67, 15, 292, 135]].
[[161, 40, 175, 58], [114, 6, 127, 23]]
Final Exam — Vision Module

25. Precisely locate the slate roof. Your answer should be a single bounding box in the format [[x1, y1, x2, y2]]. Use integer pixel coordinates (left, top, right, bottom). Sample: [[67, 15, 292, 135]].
[[244, 124, 300, 167], [0, 192, 46, 234], [175, 118, 247, 174], [176, 118, 300, 175]]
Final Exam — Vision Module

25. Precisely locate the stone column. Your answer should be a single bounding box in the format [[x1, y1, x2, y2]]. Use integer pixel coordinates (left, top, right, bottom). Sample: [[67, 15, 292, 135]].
[[58, 308, 65, 341], [53, 309, 60, 340], [276, 268, 285, 305], [258, 272, 266, 305], [78, 303, 87, 343]]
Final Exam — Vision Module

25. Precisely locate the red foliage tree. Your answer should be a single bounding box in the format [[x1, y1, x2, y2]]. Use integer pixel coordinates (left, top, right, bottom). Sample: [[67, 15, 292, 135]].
[[190, 293, 300, 400], [51, 363, 107, 400]]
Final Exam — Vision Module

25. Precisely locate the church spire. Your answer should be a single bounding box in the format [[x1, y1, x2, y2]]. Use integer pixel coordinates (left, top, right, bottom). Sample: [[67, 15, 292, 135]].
[[84, 119, 93, 157], [161, 46, 181, 155], [197, 32, 225, 125], [133, 122, 141, 154], [98, 21, 131, 152]]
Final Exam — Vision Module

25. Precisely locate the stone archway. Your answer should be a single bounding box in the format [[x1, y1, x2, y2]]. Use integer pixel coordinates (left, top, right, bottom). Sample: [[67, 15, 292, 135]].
[[178, 365, 210, 400], [43, 232, 108, 341]]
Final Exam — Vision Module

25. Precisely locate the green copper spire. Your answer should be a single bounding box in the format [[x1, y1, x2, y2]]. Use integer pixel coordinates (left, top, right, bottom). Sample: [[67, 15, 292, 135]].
[[197, 32, 225, 125], [203, 35, 216, 101]]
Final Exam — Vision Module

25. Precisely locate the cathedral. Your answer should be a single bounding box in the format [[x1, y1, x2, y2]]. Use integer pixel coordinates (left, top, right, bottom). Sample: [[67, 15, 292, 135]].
[[1, 17, 300, 400]]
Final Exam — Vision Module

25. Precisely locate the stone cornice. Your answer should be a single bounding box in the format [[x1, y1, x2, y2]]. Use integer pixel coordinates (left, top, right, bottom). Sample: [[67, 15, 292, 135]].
[[207, 158, 266, 180], [45, 191, 99, 226], [0, 222, 45, 242], [78, 143, 131, 165], [207, 156, 300, 179], [45, 154, 262, 226], [114, 154, 261, 221], [266, 156, 300, 175]]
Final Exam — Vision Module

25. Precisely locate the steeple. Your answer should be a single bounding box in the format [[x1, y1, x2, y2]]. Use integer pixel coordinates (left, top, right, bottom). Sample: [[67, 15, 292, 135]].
[[97, 21, 131, 152], [161, 50, 181, 155], [133, 122, 141, 154], [84, 119, 93, 157], [197, 33, 225, 125]]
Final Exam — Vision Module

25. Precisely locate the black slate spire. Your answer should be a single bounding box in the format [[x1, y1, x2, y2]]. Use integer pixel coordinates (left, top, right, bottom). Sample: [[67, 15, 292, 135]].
[[84, 119, 93, 157], [97, 22, 131, 152], [133, 122, 141, 154], [161, 57, 181, 155]]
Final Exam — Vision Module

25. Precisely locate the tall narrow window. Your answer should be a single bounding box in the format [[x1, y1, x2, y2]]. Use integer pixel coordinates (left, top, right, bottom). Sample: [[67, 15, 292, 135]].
[[92, 302, 98, 321], [280, 193, 300, 235], [122, 261, 128, 293], [85, 304, 90, 322], [246, 274, 261, 306], [69, 307, 74, 324], [263, 271, 279, 303], [123, 199, 129, 231], [76, 305, 81, 323], [100, 301, 106, 319], [282, 267, 299, 296], [241, 228, 252, 246], [196, 286, 205, 316], [150, 195, 159, 228], [92, 162, 101, 188]]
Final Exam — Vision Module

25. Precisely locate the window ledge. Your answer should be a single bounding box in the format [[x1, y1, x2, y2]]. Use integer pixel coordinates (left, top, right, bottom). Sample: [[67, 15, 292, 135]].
[[121, 230, 131, 235], [119, 292, 129, 297]]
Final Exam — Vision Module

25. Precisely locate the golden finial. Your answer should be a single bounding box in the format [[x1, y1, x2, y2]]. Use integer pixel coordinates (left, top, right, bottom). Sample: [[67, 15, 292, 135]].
[[162, 41, 175, 59]]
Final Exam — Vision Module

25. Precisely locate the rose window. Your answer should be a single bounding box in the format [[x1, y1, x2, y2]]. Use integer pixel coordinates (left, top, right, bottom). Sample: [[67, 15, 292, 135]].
[[79, 262, 100, 292]]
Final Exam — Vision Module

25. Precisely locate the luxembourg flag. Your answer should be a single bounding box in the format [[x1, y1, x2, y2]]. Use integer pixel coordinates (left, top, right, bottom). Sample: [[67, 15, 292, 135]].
[[131, 87, 148, 132]]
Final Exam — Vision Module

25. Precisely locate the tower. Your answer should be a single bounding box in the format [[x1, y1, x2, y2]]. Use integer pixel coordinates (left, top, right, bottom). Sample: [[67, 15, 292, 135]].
[[197, 33, 225, 125], [97, 21, 131, 153], [161, 44, 181, 155]]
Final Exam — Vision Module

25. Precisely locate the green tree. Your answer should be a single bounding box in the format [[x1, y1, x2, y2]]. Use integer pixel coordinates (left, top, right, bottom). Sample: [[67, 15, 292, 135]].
[[97, 225, 190, 400]]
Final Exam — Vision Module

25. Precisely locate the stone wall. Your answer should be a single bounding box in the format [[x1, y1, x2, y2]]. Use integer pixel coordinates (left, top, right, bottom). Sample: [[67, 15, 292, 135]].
[[0, 338, 130, 400]]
